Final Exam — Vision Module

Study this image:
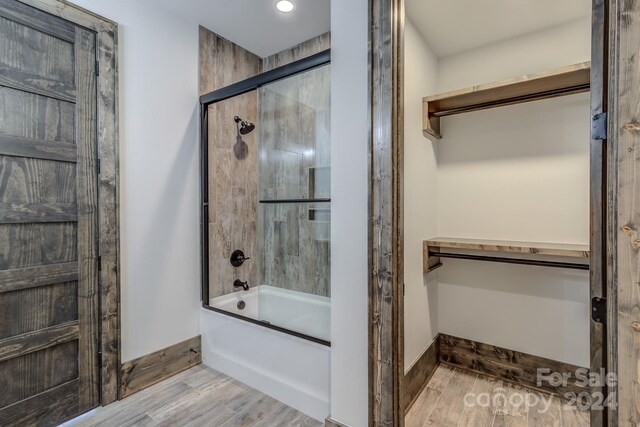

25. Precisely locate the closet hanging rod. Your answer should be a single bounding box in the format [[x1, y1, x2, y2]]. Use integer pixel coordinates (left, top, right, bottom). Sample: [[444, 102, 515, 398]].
[[259, 198, 331, 204], [430, 84, 591, 118], [428, 251, 590, 271]]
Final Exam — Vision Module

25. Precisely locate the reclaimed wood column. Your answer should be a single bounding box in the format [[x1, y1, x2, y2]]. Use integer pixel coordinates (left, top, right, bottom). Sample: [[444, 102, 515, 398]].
[[609, 0, 640, 424], [370, 0, 404, 425]]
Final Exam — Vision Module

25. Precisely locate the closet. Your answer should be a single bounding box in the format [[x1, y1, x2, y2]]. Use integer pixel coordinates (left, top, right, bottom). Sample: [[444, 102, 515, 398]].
[[401, 1, 608, 425]]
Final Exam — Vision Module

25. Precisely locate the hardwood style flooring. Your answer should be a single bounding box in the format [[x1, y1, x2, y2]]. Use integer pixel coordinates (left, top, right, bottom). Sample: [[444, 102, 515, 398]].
[[63, 364, 321, 427], [406, 364, 590, 427]]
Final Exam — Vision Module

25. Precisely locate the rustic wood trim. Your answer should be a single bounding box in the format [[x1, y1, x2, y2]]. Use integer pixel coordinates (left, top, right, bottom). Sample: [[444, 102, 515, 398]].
[[16, 0, 121, 407], [369, 0, 404, 425], [0, 321, 79, 362], [0, 65, 76, 102], [403, 334, 439, 414], [325, 417, 349, 427], [422, 62, 591, 140], [590, 1, 609, 426], [0, 202, 77, 223], [119, 336, 202, 399], [0, 379, 80, 427], [608, 0, 640, 424], [0, 262, 78, 293], [438, 334, 589, 398], [0, 135, 77, 162], [95, 17, 120, 407]]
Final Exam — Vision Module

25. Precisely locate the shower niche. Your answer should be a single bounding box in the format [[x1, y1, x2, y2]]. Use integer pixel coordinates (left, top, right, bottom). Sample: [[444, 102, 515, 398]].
[[200, 37, 331, 345]]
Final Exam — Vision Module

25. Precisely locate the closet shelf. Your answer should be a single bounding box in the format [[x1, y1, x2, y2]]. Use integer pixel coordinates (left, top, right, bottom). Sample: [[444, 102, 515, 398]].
[[422, 62, 591, 140], [423, 237, 590, 273]]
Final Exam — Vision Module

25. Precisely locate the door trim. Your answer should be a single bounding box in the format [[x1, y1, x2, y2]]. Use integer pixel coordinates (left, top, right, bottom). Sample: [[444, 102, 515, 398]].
[[15, 0, 121, 406], [369, 0, 404, 425]]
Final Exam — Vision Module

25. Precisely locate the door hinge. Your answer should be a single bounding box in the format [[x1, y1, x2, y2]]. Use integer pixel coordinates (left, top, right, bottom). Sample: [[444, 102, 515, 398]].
[[591, 297, 607, 324], [95, 61, 100, 77], [98, 255, 102, 272], [592, 112, 607, 140]]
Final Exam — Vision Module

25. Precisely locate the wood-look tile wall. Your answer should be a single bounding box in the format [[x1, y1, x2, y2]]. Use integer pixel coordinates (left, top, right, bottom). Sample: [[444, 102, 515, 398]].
[[262, 33, 330, 71], [259, 32, 331, 297], [257, 64, 331, 297], [199, 28, 331, 299], [199, 27, 261, 299]]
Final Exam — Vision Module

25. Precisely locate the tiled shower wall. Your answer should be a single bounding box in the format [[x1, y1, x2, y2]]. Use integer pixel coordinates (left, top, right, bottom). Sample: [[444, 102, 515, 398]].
[[200, 27, 260, 299], [257, 65, 331, 297], [199, 27, 330, 299]]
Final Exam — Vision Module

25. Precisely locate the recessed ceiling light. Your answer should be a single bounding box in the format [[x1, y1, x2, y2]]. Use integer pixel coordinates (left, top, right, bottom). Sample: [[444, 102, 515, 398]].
[[276, 0, 295, 13]]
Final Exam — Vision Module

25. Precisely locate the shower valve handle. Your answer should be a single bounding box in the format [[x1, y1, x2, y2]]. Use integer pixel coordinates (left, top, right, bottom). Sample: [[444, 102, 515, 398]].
[[230, 249, 250, 267]]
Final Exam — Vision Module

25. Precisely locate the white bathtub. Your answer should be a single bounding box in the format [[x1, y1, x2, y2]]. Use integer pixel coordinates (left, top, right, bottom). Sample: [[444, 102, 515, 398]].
[[199, 286, 331, 421], [208, 285, 330, 342]]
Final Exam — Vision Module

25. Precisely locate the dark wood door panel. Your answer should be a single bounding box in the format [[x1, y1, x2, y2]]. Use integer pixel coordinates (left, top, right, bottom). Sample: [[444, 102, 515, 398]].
[[0, 63, 76, 103], [0, 0, 75, 43], [0, 320, 79, 362], [0, 380, 80, 427], [0, 134, 78, 163], [0, 0, 99, 423], [0, 261, 78, 292], [0, 223, 77, 270], [0, 157, 77, 203], [0, 281, 77, 339], [0, 15, 75, 85], [0, 202, 77, 223], [74, 24, 99, 413], [0, 340, 78, 408], [0, 86, 75, 142]]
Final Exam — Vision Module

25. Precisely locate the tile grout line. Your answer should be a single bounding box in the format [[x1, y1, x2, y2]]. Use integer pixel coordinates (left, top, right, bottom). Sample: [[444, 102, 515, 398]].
[[146, 412, 161, 425]]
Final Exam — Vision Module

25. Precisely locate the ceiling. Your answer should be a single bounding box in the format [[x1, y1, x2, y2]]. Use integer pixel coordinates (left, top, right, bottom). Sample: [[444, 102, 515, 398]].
[[153, 0, 330, 58], [406, 0, 591, 58]]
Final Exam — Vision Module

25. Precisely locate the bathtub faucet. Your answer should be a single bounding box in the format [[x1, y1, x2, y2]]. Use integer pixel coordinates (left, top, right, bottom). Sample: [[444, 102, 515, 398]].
[[233, 279, 249, 291]]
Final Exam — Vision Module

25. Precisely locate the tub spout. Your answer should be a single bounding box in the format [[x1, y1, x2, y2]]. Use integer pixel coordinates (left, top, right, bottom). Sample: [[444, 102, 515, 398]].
[[234, 279, 249, 291]]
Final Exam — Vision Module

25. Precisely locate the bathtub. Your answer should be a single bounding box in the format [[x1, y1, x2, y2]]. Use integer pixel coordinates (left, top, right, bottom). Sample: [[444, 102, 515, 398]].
[[199, 286, 331, 421], [208, 285, 330, 342]]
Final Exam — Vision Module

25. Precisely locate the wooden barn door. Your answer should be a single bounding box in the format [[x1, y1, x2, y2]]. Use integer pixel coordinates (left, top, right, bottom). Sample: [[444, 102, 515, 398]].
[[0, 0, 100, 425]]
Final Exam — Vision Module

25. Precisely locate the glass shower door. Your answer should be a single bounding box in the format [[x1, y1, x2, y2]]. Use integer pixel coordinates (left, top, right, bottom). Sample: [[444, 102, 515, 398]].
[[256, 63, 331, 341]]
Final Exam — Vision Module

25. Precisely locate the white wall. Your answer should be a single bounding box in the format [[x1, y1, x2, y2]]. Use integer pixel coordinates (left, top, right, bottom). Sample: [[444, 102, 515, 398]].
[[330, 0, 369, 424], [69, 0, 201, 362], [404, 17, 591, 367], [437, 18, 591, 92], [403, 20, 440, 370]]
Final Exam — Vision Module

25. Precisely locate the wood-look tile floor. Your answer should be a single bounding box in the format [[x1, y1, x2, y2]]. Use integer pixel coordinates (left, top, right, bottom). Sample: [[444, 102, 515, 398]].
[[62, 364, 321, 427], [406, 364, 590, 427]]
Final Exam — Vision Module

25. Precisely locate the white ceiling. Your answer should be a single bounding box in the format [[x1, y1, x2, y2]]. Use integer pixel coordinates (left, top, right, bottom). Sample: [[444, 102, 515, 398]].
[[406, 0, 591, 58], [153, 0, 330, 58]]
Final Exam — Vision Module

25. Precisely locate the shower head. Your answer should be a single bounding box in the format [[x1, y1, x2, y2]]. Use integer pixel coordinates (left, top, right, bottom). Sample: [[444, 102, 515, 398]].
[[234, 116, 255, 135], [240, 122, 255, 135]]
